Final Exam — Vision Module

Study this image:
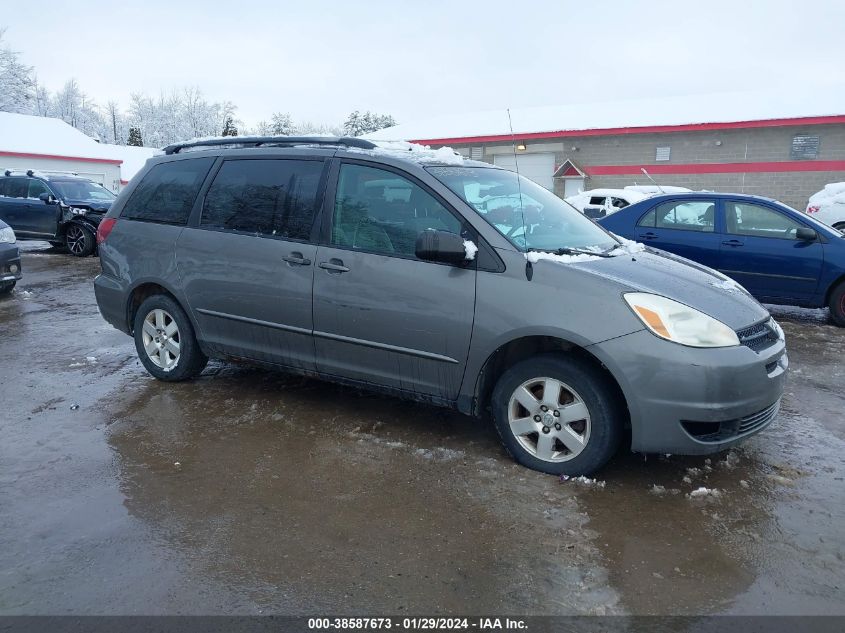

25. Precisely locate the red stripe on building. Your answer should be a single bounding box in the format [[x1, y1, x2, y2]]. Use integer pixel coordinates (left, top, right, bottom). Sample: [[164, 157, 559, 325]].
[[0, 151, 123, 165], [582, 160, 845, 176], [410, 115, 845, 146]]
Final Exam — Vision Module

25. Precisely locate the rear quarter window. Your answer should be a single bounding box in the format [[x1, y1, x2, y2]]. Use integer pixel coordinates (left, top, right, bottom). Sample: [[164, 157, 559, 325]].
[[121, 157, 215, 225]]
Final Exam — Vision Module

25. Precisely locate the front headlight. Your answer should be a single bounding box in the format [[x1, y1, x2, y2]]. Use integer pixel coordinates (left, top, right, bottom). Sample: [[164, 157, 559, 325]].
[[624, 292, 740, 348], [0, 227, 16, 244]]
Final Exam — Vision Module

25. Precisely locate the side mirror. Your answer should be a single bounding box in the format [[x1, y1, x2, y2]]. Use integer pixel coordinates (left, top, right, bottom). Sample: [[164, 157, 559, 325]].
[[796, 227, 817, 241], [415, 229, 469, 265], [39, 192, 56, 205]]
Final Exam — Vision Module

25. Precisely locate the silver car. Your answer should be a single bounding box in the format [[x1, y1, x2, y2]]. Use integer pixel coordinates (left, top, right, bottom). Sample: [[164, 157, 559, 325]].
[[93, 136, 787, 475]]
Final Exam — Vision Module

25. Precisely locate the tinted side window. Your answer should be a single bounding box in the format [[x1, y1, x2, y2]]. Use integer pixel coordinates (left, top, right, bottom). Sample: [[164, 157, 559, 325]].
[[28, 180, 51, 199], [726, 202, 805, 240], [332, 164, 462, 257], [4, 178, 28, 199], [636, 209, 656, 227], [654, 200, 716, 232], [0, 179, 7, 197], [121, 158, 214, 225], [201, 159, 324, 240]]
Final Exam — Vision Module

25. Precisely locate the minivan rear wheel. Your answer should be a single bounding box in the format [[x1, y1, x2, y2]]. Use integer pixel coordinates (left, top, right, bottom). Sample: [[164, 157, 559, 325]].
[[491, 354, 623, 476], [829, 281, 845, 327], [133, 295, 208, 381]]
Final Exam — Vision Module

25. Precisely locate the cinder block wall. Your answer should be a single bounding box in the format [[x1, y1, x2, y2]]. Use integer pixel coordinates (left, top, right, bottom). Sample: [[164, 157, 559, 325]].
[[453, 124, 845, 210]]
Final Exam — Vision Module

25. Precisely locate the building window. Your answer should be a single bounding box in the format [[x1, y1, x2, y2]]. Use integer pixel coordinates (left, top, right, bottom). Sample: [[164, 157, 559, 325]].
[[655, 146, 671, 161], [470, 147, 483, 160], [790, 135, 820, 160]]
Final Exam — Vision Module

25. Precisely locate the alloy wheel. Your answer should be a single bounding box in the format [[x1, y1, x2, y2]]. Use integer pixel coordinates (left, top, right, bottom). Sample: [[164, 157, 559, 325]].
[[507, 377, 591, 462], [141, 309, 181, 371], [66, 226, 86, 255]]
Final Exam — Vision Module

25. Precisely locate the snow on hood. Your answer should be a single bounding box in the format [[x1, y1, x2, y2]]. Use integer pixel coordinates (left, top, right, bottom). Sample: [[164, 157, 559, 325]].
[[528, 247, 768, 330]]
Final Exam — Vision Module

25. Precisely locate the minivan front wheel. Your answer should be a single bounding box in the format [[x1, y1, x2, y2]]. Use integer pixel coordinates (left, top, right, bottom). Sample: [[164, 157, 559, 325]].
[[133, 295, 208, 381], [491, 354, 622, 476]]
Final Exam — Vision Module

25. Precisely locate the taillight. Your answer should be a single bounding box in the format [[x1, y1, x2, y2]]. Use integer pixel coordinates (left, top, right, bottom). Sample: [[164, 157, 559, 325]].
[[97, 218, 117, 244], [806, 205, 820, 214]]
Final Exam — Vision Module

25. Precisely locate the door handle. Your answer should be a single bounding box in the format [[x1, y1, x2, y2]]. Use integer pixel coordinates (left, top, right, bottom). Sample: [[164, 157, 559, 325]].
[[721, 239, 744, 247], [318, 259, 349, 273], [639, 232, 658, 240], [282, 252, 311, 266]]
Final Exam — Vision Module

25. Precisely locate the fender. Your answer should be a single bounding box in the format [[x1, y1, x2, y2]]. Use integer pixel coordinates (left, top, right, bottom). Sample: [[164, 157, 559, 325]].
[[457, 324, 642, 416], [124, 275, 203, 338]]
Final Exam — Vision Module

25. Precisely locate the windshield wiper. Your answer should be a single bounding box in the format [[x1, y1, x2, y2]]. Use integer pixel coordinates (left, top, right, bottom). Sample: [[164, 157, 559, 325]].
[[554, 247, 614, 258]]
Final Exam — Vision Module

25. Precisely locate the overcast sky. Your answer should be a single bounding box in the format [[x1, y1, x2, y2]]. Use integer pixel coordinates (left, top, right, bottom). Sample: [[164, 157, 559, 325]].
[[3, 0, 844, 128]]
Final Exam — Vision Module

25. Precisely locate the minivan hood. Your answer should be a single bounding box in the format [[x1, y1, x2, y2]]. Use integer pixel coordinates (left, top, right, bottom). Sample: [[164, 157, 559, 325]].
[[556, 248, 769, 330]]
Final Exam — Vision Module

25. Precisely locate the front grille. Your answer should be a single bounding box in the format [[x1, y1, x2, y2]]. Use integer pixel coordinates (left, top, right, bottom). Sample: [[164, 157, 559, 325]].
[[681, 399, 780, 442], [737, 319, 779, 352]]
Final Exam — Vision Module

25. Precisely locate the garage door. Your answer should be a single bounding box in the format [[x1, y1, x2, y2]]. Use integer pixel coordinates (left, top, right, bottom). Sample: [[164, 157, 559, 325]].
[[493, 153, 555, 191]]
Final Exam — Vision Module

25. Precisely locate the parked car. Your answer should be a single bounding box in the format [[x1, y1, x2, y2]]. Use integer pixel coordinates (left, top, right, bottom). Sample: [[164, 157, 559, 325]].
[[623, 185, 692, 195], [806, 182, 845, 231], [0, 219, 22, 294], [598, 192, 845, 325], [0, 170, 116, 256], [565, 188, 649, 219], [94, 136, 786, 476]]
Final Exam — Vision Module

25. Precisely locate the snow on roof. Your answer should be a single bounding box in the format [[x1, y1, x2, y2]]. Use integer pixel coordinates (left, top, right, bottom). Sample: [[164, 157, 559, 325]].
[[365, 92, 845, 143], [95, 144, 160, 182], [0, 111, 120, 162]]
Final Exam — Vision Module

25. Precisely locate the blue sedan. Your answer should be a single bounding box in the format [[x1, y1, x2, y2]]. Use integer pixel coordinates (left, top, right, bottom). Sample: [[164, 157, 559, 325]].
[[598, 192, 845, 325]]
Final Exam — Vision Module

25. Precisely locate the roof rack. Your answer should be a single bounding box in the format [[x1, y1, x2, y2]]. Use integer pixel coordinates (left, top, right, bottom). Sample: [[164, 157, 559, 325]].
[[3, 169, 47, 178], [162, 135, 378, 155]]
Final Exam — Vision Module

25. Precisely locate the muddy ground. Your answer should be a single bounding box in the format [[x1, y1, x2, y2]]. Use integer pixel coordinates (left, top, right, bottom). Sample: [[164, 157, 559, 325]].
[[1, 243, 843, 616]]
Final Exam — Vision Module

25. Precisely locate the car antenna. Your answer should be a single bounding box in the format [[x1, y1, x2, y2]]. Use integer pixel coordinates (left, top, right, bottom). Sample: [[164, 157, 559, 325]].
[[507, 108, 532, 280], [640, 167, 665, 194]]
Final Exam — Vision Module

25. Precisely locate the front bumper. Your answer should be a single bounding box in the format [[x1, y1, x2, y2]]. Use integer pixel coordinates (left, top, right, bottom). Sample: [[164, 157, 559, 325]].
[[590, 327, 787, 455], [0, 243, 22, 282]]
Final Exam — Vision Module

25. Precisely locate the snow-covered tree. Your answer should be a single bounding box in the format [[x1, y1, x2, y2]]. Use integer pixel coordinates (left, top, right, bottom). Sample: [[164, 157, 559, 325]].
[[0, 29, 35, 113], [221, 116, 238, 136], [127, 127, 143, 146], [270, 112, 294, 136], [343, 110, 396, 136]]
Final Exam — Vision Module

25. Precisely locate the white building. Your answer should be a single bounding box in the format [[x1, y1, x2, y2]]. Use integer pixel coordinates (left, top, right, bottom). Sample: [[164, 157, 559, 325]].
[[0, 112, 158, 192]]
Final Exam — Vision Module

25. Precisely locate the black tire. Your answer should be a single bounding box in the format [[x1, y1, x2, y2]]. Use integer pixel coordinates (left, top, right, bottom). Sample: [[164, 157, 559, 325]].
[[133, 294, 208, 381], [0, 280, 15, 295], [829, 281, 845, 327], [65, 224, 95, 257], [491, 353, 623, 476]]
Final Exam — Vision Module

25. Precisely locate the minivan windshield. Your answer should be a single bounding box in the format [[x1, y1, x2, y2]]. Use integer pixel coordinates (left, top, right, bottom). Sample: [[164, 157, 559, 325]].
[[51, 180, 117, 201], [427, 166, 618, 253]]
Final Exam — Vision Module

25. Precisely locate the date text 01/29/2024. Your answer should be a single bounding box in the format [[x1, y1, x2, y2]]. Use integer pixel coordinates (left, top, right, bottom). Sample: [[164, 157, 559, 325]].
[[307, 618, 528, 630]]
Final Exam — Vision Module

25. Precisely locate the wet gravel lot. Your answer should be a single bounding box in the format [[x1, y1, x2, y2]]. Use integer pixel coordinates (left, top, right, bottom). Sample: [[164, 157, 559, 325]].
[[1, 243, 844, 615]]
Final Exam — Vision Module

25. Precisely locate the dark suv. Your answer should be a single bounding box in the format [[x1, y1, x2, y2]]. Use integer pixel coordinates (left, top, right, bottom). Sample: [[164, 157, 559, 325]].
[[0, 170, 117, 256], [93, 136, 787, 475]]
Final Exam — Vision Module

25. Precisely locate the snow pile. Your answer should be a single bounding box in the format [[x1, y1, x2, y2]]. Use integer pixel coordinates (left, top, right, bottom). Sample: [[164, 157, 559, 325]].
[[688, 487, 721, 498], [415, 447, 464, 461], [608, 235, 646, 256], [808, 182, 845, 209], [463, 240, 478, 261], [525, 250, 602, 265], [358, 140, 464, 165], [560, 475, 606, 487]]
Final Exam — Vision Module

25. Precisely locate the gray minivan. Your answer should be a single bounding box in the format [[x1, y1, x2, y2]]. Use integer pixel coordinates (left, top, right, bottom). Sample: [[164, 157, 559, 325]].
[[93, 137, 787, 475]]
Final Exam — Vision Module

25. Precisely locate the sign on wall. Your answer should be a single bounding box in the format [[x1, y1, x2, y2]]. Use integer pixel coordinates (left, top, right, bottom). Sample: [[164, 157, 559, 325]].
[[791, 135, 820, 160]]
